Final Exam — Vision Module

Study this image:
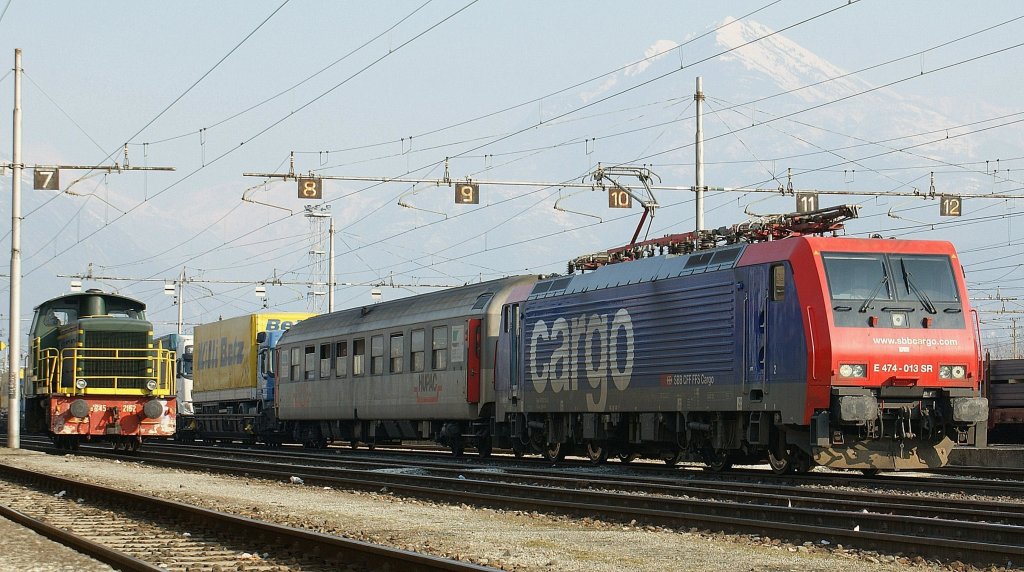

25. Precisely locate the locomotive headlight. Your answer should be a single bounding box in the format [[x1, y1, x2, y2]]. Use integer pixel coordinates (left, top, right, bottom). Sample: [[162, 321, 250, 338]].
[[145, 379, 158, 391], [939, 365, 967, 379], [839, 363, 867, 378], [75, 378, 87, 389]]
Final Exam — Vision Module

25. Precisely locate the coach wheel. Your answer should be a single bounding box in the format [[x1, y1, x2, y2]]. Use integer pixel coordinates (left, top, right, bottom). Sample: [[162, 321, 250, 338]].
[[585, 442, 608, 465], [706, 449, 733, 473], [450, 440, 465, 458], [476, 438, 493, 458], [616, 452, 638, 465], [860, 468, 880, 477], [349, 440, 360, 450], [543, 442, 566, 462], [768, 447, 797, 474], [662, 451, 684, 467], [128, 439, 140, 453]]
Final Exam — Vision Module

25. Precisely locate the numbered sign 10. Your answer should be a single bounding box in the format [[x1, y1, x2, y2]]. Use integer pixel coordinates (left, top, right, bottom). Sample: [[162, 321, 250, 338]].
[[608, 187, 632, 208]]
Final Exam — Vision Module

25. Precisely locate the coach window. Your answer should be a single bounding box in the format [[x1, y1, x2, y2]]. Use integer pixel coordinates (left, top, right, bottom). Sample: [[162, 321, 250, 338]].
[[290, 347, 302, 381], [390, 332, 404, 374], [280, 349, 290, 381], [432, 325, 448, 370], [771, 264, 785, 301], [304, 346, 316, 380], [371, 335, 384, 375], [353, 338, 365, 376], [319, 343, 332, 378], [335, 341, 348, 378], [411, 329, 425, 372]]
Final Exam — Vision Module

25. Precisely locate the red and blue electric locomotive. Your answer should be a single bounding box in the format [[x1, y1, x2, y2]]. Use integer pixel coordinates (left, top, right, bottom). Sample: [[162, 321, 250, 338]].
[[495, 206, 988, 472], [275, 206, 987, 473]]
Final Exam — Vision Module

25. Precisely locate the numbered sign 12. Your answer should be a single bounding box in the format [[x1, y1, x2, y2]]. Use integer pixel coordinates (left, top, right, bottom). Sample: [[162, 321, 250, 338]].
[[939, 195, 961, 217]]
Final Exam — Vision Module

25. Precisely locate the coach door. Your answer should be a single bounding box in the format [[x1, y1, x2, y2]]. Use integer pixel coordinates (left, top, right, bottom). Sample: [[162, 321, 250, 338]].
[[507, 303, 522, 399]]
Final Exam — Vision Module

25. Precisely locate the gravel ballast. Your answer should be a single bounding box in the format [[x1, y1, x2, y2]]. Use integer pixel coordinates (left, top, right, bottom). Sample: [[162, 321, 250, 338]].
[[0, 448, 1013, 572]]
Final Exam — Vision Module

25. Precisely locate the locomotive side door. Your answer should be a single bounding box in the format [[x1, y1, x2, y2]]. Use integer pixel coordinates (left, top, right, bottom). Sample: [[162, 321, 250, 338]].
[[744, 267, 768, 397]]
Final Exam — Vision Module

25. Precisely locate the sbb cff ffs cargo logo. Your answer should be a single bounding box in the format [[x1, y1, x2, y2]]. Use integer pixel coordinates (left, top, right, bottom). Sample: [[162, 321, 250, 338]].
[[527, 308, 635, 412]]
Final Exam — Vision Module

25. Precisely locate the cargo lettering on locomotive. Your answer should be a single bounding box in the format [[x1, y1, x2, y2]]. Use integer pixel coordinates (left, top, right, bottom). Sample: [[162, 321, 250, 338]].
[[528, 308, 634, 411]]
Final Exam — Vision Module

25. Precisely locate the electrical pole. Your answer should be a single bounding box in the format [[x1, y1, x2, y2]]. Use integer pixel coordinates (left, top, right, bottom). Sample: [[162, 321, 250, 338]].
[[695, 76, 705, 232], [328, 217, 335, 312], [8, 49, 22, 449]]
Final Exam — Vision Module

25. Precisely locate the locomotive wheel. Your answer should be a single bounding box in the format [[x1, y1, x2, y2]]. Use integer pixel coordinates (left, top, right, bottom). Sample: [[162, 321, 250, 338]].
[[543, 442, 566, 462], [616, 452, 638, 465], [585, 442, 608, 465], [450, 440, 465, 457], [349, 440, 360, 450]]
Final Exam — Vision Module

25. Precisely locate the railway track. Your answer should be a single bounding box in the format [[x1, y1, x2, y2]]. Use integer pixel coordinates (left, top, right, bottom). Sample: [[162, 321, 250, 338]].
[[0, 461, 495, 572], [8, 436, 1024, 568]]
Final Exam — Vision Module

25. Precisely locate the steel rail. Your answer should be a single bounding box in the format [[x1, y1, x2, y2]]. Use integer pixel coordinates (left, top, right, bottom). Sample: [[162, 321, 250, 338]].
[[0, 463, 495, 572]]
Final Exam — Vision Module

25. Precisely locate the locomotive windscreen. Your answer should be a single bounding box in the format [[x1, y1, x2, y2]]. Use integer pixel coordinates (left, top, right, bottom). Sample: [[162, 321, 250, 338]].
[[822, 252, 963, 328]]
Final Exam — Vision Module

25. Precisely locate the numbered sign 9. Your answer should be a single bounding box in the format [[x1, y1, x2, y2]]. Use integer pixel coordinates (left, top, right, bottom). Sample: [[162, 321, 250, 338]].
[[455, 183, 479, 204], [297, 177, 322, 200], [608, 187, 632, 209], [939, 195, 961, 217]]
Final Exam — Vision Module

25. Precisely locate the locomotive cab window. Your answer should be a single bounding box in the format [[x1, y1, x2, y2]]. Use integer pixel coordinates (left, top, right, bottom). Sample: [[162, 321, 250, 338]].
[[432, 325, 448, 370], [822, 253, 892, 302], [891, 254, 960, 302], [770, 264, 785, 301]]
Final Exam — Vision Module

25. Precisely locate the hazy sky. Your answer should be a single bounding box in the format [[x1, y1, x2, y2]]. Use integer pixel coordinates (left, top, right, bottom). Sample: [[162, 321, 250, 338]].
[[1, 1, 1023, 353]]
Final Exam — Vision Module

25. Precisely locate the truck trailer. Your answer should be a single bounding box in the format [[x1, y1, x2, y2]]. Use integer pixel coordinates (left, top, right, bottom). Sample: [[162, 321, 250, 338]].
[[178, 312, 314, 444]]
